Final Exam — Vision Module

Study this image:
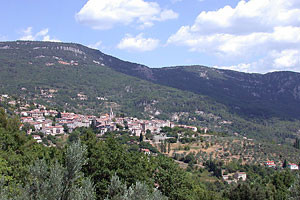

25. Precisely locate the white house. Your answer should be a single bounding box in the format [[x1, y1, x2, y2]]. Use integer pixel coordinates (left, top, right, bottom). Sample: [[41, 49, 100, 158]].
[[234, 172, 247, 181], [265, 161, 276, 168], [32, 135, 42, 143], [43, 126, 64, 136], [288, 163, 299, 170]]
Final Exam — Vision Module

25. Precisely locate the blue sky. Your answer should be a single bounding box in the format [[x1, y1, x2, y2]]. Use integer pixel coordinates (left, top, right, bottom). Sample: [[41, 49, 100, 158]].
[[1, 0, 300, 73]]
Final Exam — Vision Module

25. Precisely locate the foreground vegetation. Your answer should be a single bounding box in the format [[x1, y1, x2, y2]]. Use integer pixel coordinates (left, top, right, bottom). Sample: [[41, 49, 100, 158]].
[[1, 108, 300, 200]]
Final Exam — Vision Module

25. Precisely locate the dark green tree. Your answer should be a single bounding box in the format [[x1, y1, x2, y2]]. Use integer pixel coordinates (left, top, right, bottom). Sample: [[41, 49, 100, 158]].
[[63, 124, 69, 133], [294, 138, 300, 149], [282, 159, 288, 168], [56, 112, 62, 119], [139, 134, 144, 142]]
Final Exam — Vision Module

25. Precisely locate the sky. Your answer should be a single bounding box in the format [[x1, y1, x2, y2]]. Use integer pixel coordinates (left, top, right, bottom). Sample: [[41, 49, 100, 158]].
[[0, 0, 300, 73]]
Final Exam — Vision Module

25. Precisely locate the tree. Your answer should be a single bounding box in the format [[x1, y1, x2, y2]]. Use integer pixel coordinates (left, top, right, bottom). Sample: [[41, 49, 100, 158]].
[[105, 174, 167, 200], [56, 112, 62, 119], [6, 116, 21, 132], [282, 159, 288, 168], [139, 134, 144, 142], [81, 137, 156, 199], [145, 131, 153, 140], [290, 174, 300, 200], [124, 121, 128, 130], [63, 124, 69, 133], [12, 141, 96, 200], [68, 130, 80, 144], [0, 108, 7, 129], [22, 122, 35, 133], [90, 119, 98, 131], [116, 124, 124, 130], [223, 183, 268, 200], [294, 138, 300, 149]]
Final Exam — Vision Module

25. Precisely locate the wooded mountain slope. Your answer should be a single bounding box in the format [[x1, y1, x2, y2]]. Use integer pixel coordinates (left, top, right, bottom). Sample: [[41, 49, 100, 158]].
[[1, 41, 300, 143]]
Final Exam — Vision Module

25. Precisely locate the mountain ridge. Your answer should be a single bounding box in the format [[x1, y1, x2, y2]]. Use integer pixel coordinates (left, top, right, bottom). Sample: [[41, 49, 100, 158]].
[[1, 40, 300, 143]]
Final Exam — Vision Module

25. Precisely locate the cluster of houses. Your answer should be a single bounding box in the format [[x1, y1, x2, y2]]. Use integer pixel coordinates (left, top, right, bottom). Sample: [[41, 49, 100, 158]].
[[265, 161, 299, 170], [222, 160, 299, 184], [17, 104, 198, 145], [0, 94, 18, 106], [20, 108, 61, 136]]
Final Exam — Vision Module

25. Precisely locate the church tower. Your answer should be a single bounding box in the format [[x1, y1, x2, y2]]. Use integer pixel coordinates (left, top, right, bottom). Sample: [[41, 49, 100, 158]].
[[110, 107, 114, 119]]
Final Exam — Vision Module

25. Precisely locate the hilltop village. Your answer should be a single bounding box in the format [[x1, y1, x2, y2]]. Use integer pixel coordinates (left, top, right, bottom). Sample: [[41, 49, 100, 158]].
[[19, 105, 194, 143], [1, 94, 200, 146]]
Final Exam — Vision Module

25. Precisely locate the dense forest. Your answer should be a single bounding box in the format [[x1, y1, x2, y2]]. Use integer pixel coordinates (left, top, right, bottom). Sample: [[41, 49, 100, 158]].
[[1, 107, 300, 200]]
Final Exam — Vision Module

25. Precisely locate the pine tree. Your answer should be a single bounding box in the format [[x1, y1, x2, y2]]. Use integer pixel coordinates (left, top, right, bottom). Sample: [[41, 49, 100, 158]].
[[139, 134, 144, 142], [56, 112, 62, 119], [283, 159, 288, 168]]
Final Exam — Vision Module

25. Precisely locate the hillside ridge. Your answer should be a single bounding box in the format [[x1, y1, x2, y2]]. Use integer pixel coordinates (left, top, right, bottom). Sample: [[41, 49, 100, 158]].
[[1, 40, 300, 143]]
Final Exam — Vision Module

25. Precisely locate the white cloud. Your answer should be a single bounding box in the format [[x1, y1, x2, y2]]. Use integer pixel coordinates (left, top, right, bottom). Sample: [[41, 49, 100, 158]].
[[214, 63, 252, 73], [117, 33, 159, 51], [273, 49, 300, 69], [215, 49, 300, 73], [159, 9, 179, 21], [20, 27, 35, 40], [88, 41, 103, 50], [75, 0, 178, 30], [171, 0, 183, 3], [19, 27, 60, 42], [171, 0, 204, 3], [168, 0, 300, 73]]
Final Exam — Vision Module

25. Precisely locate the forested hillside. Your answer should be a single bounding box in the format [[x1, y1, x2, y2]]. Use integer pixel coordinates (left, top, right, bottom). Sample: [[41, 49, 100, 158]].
[[1, 107, 300, 200]]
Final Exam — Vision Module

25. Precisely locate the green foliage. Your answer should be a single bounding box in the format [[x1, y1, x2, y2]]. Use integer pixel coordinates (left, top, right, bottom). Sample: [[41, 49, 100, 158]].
[[145, 131, 153, 140], [204, 160, 223, 178], [223, 169, 296, 200], [0, 106, 299, 200], [139, 134, 143, 142], [105, 174, 167, 200], [63, 124, 69, 133], [81, 134, 157, 199], [116, 124, 124, 130], [23, 122, 35, 133], [223, 183, 269, 200], [184, 146, 190, 151], [68, 130, 80, 144], [6, 141, 95, 200], [139, 141, 159, 153], [294, 138, 300, 149], [0, 108, 7, 128], [290, 174, 300, 200], [283, 159, 288, 168]]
